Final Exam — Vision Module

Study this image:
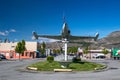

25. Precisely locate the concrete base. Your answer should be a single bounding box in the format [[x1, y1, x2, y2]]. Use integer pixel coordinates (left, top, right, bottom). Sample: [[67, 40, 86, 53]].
[[27, 67, 37, 70], [54, 69, 72, 72]]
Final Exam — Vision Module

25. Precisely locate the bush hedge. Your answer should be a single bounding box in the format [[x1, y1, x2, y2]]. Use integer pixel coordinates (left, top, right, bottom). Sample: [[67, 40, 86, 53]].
[[47, 56, 54, 63], [72, 57, 81, 63]]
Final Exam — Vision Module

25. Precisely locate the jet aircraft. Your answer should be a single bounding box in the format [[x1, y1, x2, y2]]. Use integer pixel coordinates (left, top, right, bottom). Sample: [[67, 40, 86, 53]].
[[32, 22, 99, 42]]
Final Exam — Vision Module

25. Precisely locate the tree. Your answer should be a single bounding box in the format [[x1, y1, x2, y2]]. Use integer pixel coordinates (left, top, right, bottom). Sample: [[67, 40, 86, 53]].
[[56, 49, 60, 54], [83, 47, 89, 57], [102, 48, 109, 55], [40, 42, 46, 54], [52, 49, 60, 55], [68, 47, 78, 54], [15, 40, 26, 60], [22, 40, 25, 45], [21, 40, 26, 54], [42, 42, 46, 49]]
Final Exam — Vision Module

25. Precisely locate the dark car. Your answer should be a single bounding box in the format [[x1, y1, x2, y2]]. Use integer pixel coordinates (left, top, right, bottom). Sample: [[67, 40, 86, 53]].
[[0, 54, 6, 60]]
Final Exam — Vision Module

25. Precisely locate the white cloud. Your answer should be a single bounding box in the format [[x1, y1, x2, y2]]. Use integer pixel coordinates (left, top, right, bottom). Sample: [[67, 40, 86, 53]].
[[0, 29, 16, 36], [5, 30, 9, 33], [10, 29, 16, 32], [5, 31, 9, 35], [0, 32, 7, 36]]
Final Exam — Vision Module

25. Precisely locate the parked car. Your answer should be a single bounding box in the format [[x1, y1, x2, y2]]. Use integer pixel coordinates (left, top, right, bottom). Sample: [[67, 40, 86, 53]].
[[40, 54, 46, 58], [0, 54, 6, 60], [96, 55, 106, 59], [92, 53, 106, 59]]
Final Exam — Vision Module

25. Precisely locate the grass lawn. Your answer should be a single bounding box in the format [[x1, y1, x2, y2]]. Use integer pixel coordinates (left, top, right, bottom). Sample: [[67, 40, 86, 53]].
[[28, 61, 62, 71], [68, 62, 103, 71], [28, 61, 105, 71]]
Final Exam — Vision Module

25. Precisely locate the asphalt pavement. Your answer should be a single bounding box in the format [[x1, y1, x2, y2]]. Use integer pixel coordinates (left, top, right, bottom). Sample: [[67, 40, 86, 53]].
[[1, 57, 120, 80]]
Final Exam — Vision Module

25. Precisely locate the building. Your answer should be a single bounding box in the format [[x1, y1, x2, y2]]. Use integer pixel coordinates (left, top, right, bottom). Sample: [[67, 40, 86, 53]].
[[0, 41, 37, 59], [86, 49, 111, 59]]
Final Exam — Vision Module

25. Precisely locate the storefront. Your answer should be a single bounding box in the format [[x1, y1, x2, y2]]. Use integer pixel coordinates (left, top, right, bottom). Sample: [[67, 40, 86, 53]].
[[0, 42, 37, 59]]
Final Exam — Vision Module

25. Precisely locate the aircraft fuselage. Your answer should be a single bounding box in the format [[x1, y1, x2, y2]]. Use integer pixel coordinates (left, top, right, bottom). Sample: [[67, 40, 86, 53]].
[[61, 22, 71, 40]]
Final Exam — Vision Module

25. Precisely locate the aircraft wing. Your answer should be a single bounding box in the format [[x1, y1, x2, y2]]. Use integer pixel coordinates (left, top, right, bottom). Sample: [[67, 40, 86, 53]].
[[70, 32, 99, 41], [70, 36, 94, 40], [33, 31, 99, 41], [38, 35, 61, 40], [32, 32, 61, 40]]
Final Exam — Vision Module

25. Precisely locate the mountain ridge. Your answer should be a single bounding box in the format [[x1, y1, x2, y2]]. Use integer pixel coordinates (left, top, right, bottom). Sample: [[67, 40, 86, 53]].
[[97, 30, 120, 48]]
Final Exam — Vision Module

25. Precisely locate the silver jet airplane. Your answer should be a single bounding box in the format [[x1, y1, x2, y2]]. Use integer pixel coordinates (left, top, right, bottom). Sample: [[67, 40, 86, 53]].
[[32, 22, 99, 42]]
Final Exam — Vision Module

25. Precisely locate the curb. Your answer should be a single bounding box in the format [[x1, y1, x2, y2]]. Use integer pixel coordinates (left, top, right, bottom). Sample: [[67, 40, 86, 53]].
[[27, 67, 38, 70], [54, 69, 72, 72], [94, 65, 108, 72]]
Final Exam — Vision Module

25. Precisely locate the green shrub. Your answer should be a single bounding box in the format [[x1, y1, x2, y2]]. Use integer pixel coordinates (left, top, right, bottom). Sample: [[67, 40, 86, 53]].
[[72, 57, 81, 63], [47, 56, 54, 63]]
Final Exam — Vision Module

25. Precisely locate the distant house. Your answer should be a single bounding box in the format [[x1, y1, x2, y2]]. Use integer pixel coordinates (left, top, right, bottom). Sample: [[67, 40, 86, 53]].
[[0, 41, 37, 59]]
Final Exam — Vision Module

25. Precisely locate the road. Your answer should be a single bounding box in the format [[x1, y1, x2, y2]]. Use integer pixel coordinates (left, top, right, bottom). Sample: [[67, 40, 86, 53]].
[[0, 58, 120, 80]]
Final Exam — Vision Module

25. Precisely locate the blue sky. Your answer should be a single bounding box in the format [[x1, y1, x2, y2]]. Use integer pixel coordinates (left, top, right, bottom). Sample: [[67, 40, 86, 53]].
[[0, 0, 120, 42]]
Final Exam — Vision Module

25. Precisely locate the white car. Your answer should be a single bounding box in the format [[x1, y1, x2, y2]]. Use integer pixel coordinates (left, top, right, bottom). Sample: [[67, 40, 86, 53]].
[[92, 53, 105, 59]]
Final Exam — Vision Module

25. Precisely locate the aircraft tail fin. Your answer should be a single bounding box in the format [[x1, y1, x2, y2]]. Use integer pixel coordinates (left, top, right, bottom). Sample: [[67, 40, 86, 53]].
[[32, 31, 38, 40], [94, 32, 99, 41]]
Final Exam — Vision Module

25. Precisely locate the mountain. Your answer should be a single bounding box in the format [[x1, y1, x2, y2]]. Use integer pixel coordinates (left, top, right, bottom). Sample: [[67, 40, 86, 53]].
[[97, 31, 120, 48]]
